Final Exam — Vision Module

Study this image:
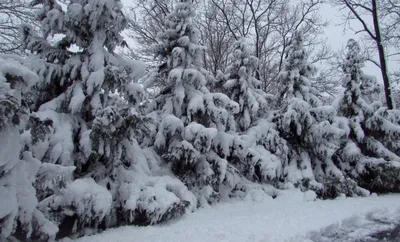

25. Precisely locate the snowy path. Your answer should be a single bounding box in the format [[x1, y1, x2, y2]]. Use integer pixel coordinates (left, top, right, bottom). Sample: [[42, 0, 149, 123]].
[[307, 207, 400, 242], [70, 191, 400, 242]]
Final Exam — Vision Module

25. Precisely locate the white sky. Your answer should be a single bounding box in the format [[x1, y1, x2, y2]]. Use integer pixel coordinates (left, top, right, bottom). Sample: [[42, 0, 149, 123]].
[[320, 3, 399, 84]]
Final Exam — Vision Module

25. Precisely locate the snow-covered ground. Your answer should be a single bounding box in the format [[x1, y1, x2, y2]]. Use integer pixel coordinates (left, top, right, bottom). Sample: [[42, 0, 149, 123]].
[[307, 207, 400, 242], [66, 190, 400, 242]]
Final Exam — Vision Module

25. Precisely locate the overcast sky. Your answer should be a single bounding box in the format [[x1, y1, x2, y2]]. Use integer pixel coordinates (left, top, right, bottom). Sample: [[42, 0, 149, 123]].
[[320, 3, 399, 84], [120, 0, 398, 84]]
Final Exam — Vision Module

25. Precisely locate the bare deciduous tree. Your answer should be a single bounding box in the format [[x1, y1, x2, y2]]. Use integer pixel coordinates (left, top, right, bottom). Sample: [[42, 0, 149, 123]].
[[0, 0, 37, 54], [333, 0, 397, 109], [125, 0, 173, 61], [209, 0, 329, 93], [381, 0, 400, 58], [125, 0, 331, 96], [197, 0, 235, 73]]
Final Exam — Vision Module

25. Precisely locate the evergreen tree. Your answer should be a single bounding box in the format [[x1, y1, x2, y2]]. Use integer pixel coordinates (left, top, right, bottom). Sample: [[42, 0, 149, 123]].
[[243, 118, 289, 185], [214, 39, 285, 185], [360, 74, 382, 105], [19, 0, 195, 237], [334, 39, 400, 194], [218, 38, 269, 132], [0, 55, 58, 241], [144, 0, 274, 206], [274, 31, 366, 197]]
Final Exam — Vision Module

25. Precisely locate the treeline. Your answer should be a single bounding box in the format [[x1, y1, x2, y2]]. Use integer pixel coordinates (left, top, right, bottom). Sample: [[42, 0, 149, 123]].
[[1, 0, 400, 241]]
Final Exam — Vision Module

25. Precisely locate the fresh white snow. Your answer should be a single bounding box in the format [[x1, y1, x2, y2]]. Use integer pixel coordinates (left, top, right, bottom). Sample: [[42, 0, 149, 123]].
[[67, 191, 400, 242]]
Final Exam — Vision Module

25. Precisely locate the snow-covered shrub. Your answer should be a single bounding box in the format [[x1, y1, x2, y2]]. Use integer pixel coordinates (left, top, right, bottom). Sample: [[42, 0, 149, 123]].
[[0, 55, 58, 241], [38, 178, 112, 239], [357, 163, 400, 194], [313, 177, 369, 199], [117, 175, 195, 226]]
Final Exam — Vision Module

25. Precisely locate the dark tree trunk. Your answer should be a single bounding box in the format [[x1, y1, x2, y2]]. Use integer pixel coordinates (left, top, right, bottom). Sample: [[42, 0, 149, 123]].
[[372, 0, 394, 109]]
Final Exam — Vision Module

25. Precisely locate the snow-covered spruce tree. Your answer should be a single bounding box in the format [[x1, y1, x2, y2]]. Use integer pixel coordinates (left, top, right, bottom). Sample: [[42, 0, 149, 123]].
[[144, 0, 275, 206], [334, 39, 400, 194], [213, 38, 285, 185], [360, 73, 382, 105], [19, 0, 195, 237], [274, 31, 368, 198], [218, 38, 269, 132], [81, 91, 196, 228], [19, 0, 116, 237], [0, 55, 58, 241], [241, 118, 289, 186]]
